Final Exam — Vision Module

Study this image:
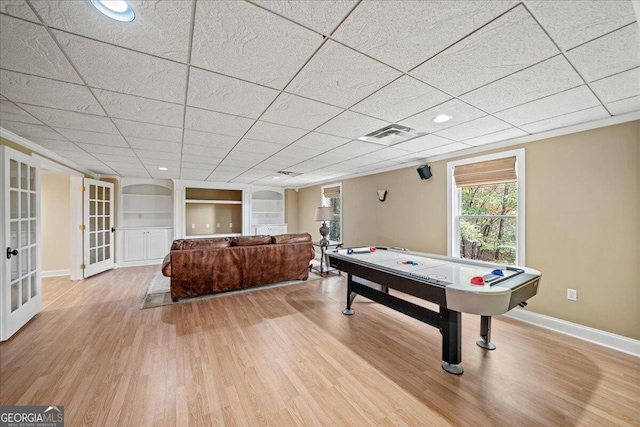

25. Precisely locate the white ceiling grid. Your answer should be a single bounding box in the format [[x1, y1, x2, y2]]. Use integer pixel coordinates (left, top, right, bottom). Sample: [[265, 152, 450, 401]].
[[0, 0, 638, 187]]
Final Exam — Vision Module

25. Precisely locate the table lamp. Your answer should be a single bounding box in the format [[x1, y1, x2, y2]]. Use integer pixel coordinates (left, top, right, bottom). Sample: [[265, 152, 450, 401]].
[[314, 206, 333, 246]]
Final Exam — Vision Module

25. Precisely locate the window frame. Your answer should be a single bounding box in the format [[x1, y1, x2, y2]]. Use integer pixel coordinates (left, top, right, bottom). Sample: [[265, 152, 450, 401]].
[[447, 148, 526, 265], [321, 182, 342, 243]]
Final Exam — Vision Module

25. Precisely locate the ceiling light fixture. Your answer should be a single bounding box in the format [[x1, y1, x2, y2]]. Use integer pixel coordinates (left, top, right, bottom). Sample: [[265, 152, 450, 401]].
[[158, 167, 168, 171], [272, 176, 280, 180], [433, 114, 452, 123], [91, 0, 135, 22]]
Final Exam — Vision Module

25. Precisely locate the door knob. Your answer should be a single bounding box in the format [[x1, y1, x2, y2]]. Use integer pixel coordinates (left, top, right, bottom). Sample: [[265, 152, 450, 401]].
[[111, 227, 115, 232], [6, 247, 18, 259]]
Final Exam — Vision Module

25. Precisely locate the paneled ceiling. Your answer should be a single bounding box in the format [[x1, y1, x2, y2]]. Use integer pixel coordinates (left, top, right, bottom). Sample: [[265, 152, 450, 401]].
[[0, 0, 638, 187]]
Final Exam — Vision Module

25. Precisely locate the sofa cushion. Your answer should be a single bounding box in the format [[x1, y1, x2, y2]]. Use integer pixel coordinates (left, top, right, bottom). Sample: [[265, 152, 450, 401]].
[[171, 237, 230, 250], [231, 235, 272, 246], [161, 254, 171, 277], [271, 233, 312, 244]]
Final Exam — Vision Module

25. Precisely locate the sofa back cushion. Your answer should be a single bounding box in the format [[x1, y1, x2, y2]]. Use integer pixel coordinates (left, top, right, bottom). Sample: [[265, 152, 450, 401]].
[[271, 233, 312, 244], [171, 237, 230, 250], [231, 235, 272, 246]]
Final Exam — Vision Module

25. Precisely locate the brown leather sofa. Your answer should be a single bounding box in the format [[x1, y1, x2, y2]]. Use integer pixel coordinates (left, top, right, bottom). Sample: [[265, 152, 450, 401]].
[[161, 233, 315, 302]]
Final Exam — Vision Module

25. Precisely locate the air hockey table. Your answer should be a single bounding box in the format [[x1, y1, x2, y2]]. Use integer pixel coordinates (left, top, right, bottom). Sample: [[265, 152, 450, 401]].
[[326, 246, 541, 375]]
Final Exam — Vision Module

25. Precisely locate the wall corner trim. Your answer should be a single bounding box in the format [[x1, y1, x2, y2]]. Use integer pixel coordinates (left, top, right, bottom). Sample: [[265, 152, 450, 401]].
[[504, 308, 640, 357]]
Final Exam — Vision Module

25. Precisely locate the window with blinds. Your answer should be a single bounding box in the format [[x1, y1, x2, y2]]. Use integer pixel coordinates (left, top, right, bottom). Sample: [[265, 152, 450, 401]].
[[448, 150, 525, 265], [321, 183, 342, 242]]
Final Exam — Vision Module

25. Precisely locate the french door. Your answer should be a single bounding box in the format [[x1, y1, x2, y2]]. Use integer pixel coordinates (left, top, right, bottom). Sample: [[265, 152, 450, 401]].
[[1, 146, 41, 341], [83, 179, 114, 278]]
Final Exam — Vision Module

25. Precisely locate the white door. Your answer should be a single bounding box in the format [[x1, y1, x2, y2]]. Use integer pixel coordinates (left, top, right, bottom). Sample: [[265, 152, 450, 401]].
[[83, 179, 114, 278], [1, 147, 41, 341]]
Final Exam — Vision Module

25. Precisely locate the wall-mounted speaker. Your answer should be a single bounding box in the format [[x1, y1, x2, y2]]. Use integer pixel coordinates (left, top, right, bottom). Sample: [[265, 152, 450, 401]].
[[417, 164, 432, 180]]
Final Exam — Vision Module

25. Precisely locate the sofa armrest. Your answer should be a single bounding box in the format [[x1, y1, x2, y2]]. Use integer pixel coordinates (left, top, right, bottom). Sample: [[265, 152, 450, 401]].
[[161, 254, 171, 277]]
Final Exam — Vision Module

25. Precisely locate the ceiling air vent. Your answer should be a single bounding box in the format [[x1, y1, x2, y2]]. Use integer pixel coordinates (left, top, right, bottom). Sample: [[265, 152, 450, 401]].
[[357, 124, 426, 146], [277, 170, 301, 177]]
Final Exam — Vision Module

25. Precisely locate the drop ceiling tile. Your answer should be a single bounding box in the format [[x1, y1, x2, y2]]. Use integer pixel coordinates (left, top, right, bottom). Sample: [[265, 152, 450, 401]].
[[134, 149, 178, 161], [254, 159, 296, 170], [392, 134, 452, 153], [182, 129, 240, 149], [30, 138, 81, 152], [289, 132, 349, 151], [50, 149, 96, 161], [18, 104, 119, 134], [303, 150, 350, 164], [272, 145, 323, 161], [434, 116, 513, 141], [331, 140, 382, 156], [524, 0, 636, 50], [0, 70, 104, 114], [605, 96, 640, 115], [244, 121, 308, 145], [0, 15, 82, 84], [463, 128, 528, 147], [184, 107, 255, 137], [53, 30, 188, 103], [330, 157, 378, 167], [287, 40, 402, 108], [0, 100, 41, 124], [114, 119, 183, 143], [590, 68, 640, 104], [192, 1, 321, 89], [350, 76, 452, 122], [85, 165, 118, 175], [333, 0, 517, 71], [139, 159, 179, 168], [421, 142, 471, 157], [287, 158, 331, 172], [0, 0, 39, 22], [75, 144, 136, 156], [181, 162, 218, 171], [399, 99, 486, 133], [210, 165, 248, 175], [234, 139, 284, 155], [126, 137, 181, 153], [411, 6, 559, 96], [0, 121, 66, 140], [251, 0, 357, 35], [93, 153, 140, 164], [93, 90, 184, 128], [187, 68, 279, 119], [181, 170, 211, 181], [362, 147, 411, 161], [32, 0, 192, 62], [54, 128, 128, 146], [566, 24, 639, 82], [495, 85, 602, 126], [316, 110, 389, 140], [181, 155, 224, 166], [461, 55, 584, 113], [225, 150, 270, 163], [520, 106, 610, 133], [182, 144, 230, 158], [260, 93, 343, 130]]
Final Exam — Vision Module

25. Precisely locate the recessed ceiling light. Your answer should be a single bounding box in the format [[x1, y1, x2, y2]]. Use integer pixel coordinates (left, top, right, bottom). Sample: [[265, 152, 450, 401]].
[[433, 114, 452, 123], [158, 167, 168, 171], [91, 0, 135, 22], [272, 176, 280, 180]]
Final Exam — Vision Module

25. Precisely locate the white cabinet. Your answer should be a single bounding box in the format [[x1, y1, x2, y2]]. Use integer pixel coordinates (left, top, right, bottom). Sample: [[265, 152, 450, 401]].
[[251, 188, 286, 235], [119, 228, 172, 265], [254, 224, 288, 235]]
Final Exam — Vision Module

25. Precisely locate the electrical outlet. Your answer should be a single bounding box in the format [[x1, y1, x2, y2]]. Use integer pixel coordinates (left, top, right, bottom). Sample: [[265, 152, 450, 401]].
[[191, 223, 195, 229], [206, 223, 210, 228], [229, 223, 233, 228], [567, 288, 577, 301]]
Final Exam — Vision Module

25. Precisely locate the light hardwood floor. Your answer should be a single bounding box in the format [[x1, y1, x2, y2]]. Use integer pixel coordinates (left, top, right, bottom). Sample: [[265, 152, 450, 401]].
[[1, 265, 638, 426]]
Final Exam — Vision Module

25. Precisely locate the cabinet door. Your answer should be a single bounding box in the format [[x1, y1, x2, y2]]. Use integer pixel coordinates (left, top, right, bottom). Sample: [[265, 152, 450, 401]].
[[123, 230, 146, 262], [146, 229, 169, 260]]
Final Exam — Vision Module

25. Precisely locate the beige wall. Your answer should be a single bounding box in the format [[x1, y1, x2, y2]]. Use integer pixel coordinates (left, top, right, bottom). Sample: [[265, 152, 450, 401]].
[[284, 189, 298, 233], [297, 121, 640, 340], [41, 171, 70, 271]]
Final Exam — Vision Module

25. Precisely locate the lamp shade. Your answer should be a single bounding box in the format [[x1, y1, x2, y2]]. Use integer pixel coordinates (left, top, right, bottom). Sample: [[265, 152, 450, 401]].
[[314, 206, 333, 222]]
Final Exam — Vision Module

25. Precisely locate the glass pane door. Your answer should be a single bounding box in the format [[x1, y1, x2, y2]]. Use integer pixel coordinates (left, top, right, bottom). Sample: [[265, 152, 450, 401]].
[[83, 179, 114, 278]]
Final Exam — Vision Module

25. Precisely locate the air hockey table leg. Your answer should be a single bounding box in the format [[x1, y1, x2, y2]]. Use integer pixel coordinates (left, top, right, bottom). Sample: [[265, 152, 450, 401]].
[[342, 274, 356, 315], [476, 315, 497, 350], [440, 307, 463, 375]]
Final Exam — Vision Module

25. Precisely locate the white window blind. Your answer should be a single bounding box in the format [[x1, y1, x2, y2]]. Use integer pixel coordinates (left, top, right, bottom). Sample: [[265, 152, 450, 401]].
[[323, 185, 341, 198]]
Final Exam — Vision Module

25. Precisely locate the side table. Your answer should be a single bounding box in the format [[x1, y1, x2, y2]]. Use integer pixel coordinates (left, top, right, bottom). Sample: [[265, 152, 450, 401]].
[[310, 241, 343, 274]]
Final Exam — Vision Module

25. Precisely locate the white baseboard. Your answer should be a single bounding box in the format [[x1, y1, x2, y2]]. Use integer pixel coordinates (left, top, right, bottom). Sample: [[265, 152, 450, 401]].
[[504, 308, 640, 357], [115, 259, 163, 269], [42, 269, 70, 278]]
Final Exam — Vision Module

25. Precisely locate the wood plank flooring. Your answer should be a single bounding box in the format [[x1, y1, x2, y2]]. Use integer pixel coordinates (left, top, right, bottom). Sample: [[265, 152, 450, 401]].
[[1, 266, 638, 426]]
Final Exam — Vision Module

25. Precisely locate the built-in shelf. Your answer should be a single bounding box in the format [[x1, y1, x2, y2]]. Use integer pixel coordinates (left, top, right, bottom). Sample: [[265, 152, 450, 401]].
[[186, 199, 243, 204], [184, 187, 243, 236], [251, 188, 286, 234]]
